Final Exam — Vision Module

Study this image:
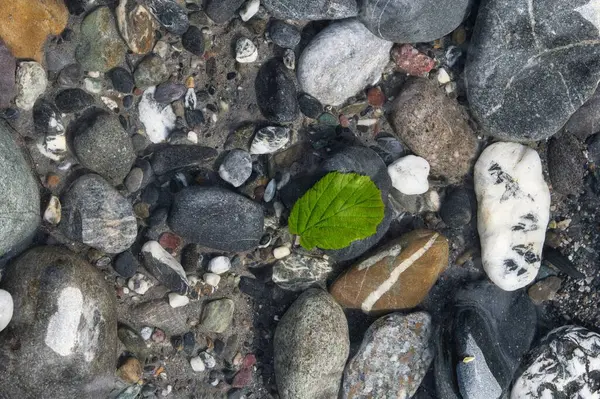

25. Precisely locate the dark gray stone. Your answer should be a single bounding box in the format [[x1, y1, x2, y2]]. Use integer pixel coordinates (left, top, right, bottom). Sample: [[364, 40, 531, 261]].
[[141, 241, 189, 294], [321, 146, 392, 261], [73, 112, 135, 185], [588, 133, 600, 164], [182, 26, 205, 56], [255, 58, 299, 123], [219, 149, 252, 187], [134, 54, 170, 89], [274, 289, 349, 399], [435, 280, 536, 399], [360, 0, 469, 43], [65, 0, 108, 15], [564, 85, 600, 140], [55, 88, 95, 113], [0, 121, 40, 259], [0, 246, 117, 399], [0, 40, 16, 109], [269, 21, 301, 48], [150, 145, 218, 175], [298, 93, 323, 119], [185, 109, 205, 128], [114, 250, 139, 278], [60, 174, 137, 254], [168, 186, 264, 252], [142, 0, 189, 35], [440, 187, 473, 228], [548, 133, 585, 196], [205, 0, 245, 24], [154, 82, 187, 103], [466, 0, 600, 141], [263, 0, 358, 20], [129, 299, 188, 335], [33, 99, 62, 136], [125, 167, 144, 193], [58, 63, 84, 87], [108, 67, 134, 94]]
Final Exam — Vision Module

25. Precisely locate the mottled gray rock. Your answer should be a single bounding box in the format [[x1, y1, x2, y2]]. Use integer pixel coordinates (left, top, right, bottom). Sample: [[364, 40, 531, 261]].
[[141, 241, 189, 294], [73, 112, 135, 185], [547, 133, 585, 195], [360, 0, 469, 43], [0, 247, 117, 399], [269, 21, 301, 49], [272, 253, 332, 291], [154, 82, 186, 104], [130, 299, 188, 335], [274, 289, 349, 399], [0, 121, 40, 259], [15, 61, 47, 111], [250, 126, 290, 155], [60, 174, 137, 254], [0, 40, 16, 109], [205, 0, 245, 23], [457, 332, 503, 399], [511, 326, 600, 399], [263, 0, 358, 20], [342, 312, 433, 399], [466, 0, 600, 141], [142, 0, 189, 35], [151, 145, 218, 175], [55, 88, 95, 113], [169, 186, 264, 252], [297, 19, 392, 106], [255, 58, 299, 123], [201, 299, 234, 333], [134, 54, 169, 89], [219, 149, 252, 187]]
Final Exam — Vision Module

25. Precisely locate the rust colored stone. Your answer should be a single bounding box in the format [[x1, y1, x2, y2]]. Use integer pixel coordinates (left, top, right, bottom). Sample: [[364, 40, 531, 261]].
[[118, 357, 142, 383], [391, 44, 435, 77], [159, 232, 183, 255], [330, 230, 448, 313], [367, 87, 386, 108]]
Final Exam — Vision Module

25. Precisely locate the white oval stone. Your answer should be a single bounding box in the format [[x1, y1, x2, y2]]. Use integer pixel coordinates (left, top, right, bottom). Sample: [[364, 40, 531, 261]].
[[190, 356, 205, 372], [474, 142, 550, 291], [208, 256, 231, 275], [236, 38, 258, 63], [203, 273, 221, 287], [273, 246, 291, 259], [240, 0, 260, 21], [0, 289, 14, 333], [168, 293, 189, 308], [387, 155, 430, 195], [43, 196, 62, 225]]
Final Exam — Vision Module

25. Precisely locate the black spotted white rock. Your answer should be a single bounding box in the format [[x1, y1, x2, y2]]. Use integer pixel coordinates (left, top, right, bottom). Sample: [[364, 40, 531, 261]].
[[60, 174, 137, 254], [466, 0, 600, 141], [297, 19, 392, 106], [474, 142, 550, 291], [360, 0, 469, 43], [272, 253, 332, 291], [342, 312, 433, 399], [263, 0, 358, 20], [511, 325, 600, 399], [0, 247, 117, 398]]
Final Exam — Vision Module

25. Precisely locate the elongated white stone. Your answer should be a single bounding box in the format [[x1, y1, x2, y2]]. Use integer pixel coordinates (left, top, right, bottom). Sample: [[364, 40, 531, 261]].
[[474, 142, 550, 291]]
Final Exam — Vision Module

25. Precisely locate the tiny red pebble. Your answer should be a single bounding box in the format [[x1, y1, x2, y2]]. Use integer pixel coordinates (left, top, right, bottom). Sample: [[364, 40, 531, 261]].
[[367, 87, 386, 108], [231, 368, 253, 388], [133, 87, 143, 96], [391, 44, 435, 76], [151, 328, 166, 343], [159, 232, 182, 255], [242, 353, 257, 368], [339, 114, 350, 128], [46, 174, 60, 189]]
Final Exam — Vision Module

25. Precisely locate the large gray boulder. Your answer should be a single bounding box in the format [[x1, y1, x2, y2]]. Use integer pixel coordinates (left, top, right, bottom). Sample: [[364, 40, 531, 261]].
[[274, 289, 349, 399], [0, 120, 40, 260], [0, 246, 118, 398]]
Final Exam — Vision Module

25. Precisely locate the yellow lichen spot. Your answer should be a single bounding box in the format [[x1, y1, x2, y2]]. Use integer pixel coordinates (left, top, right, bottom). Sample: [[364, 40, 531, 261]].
[[463, 356, 475, 363], [186, 76, 195, 89]]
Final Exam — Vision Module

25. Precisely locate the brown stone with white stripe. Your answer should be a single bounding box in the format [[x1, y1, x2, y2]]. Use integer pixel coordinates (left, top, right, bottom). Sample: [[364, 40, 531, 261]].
[[330, 230, 448, 314]]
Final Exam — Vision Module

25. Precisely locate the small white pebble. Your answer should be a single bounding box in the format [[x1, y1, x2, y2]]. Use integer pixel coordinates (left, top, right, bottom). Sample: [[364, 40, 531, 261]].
[[236, 38, 258, 63], [87, 71, 100, 78], [187, 131, 198, 144], [200, 352, 216, 369], [357, 118, 378, 126], [140, 326, 153, 340], [203, 273, 221, 287], [43, 196, 61, 225], [273, 246, 291, 259], [190, 356, 206, 372], [161, 385, 172, 396], [168, 293, 190, 308], [187, 275, 200, 286], [127, 273, 154, 295], [437, 68, 451, 84], [0, 289, 14, 333], [239, 0, 260, 21], [208, 256, 231, 275], [122, 287, 130, 294]]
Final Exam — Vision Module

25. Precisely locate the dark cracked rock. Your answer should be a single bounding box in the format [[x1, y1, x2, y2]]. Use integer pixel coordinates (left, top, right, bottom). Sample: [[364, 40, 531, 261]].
[[150, 145, 218, 175], [142, 0, 189, 35]]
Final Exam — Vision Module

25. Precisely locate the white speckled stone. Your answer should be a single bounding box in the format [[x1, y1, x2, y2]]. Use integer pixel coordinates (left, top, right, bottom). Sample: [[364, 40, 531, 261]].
[[475, 142, 550, 291], [138, 86, 176, 143], [15, 61, 47, 110]]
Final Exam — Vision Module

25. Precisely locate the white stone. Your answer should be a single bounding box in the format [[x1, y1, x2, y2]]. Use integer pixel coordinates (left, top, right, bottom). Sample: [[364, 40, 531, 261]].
[[387, 155, 430, 195], [203, 273, 221, 287], [297, 20, 392, 106], [139, 87, 177, 143], [437, 68, 451, 84], [15, 61, 47, 110], [236, 38, 258, 63], [140, 326, 153, 340], [250, 126, 290, 155], [208, 256, 231, 275], [273, 246, 291, 259], [37, 133, 68, 161], [84, 78, 103, 94], [101, 96, 119, 111], [43, 196, 62, 225], [190, 356, 205, 372], [200, 352, 216, 369], [168, 293, 190, 308], [45, 287, 83, 356], [474, 142, 550, 291], [0, 289, 13, 333], [240, 0, 260, 21], [128, 273, 154, 295]]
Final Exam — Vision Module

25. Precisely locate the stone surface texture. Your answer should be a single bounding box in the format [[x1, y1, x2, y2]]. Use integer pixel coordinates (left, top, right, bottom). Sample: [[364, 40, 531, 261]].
[[272, 253, 332, 291], [263, 0, 358, 20], [76, 7, 127, 72]]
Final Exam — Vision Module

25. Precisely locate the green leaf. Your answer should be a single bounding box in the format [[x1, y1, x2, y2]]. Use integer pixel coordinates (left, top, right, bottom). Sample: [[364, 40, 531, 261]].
[[288, 171, 385, 250]]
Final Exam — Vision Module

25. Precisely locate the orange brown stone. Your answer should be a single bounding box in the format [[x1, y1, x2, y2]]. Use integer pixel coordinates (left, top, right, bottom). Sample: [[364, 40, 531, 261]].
[[330, 229, 448, 313], [0, 0, 68, 62]]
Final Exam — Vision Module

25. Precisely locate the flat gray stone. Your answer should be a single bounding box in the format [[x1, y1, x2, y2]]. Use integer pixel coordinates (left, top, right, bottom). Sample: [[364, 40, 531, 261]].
[[201, 299, 234, 333], [263, 0, 358, 20]]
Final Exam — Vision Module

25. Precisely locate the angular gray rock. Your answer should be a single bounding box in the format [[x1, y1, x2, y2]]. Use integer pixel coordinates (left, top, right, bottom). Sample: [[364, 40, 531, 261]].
[[134, 54, 169, 89], [200, 299, 235, 333], [272, 253, 332, 291], [60, 174, 137, 254], [151, 145, 218, 175], [511, 325, 600, 399], [564, 85, 600, 139], [218, 149, 252, 187], [263, 0, 358, 20], [168, 186, 264, 252], [73, 112, 135, 185], [466, 0, 600, 141], [547, 133, 585, 196], [0, 121, 40, 259], [342, 312, 433, 399], [274, 289, 349, 399], [298, 19, 392, 106], [360, 0, 469, 43], [0, 247, 117, 399]]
